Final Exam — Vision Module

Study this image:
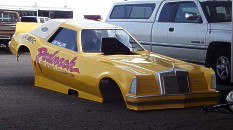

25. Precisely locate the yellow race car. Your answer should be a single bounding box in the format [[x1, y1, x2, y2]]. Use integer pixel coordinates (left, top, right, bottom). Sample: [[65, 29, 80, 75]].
[[9, 19, 218, 110]]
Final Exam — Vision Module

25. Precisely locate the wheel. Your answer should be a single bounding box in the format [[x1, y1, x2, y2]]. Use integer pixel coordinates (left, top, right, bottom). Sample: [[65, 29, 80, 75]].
[[213, 48, 231, 84]]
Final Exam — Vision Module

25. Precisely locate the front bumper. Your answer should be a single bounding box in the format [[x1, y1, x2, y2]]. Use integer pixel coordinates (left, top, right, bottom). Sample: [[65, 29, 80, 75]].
[[126, 92, 219, 110], [0, 34, 11, 40]]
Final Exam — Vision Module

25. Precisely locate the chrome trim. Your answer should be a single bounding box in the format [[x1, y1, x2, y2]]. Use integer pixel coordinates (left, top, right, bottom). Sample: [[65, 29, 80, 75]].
[[126, 97, 218, 106], [126, 92, 218, 107], [127, 94, 183, 99], [155, 69, 190, 95], [0, 35, 11, 39], [172, 62, 175, 71], [151, 42, 207, 50], [211, 74, 217, 89], [8, 41, 11, 48], [126, 92, 215, 99]]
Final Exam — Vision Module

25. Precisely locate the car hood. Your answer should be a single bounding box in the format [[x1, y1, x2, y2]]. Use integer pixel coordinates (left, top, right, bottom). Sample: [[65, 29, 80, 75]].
[[97, 52, 200, 75], [209, 22, 232, 31]]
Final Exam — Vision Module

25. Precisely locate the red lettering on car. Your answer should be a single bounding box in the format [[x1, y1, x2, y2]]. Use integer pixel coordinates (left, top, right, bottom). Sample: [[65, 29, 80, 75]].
[[35, 47, 80, 73]]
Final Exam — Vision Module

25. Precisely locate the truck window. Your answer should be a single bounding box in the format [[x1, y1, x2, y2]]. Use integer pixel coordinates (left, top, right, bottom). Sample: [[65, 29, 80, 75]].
[[21, 17, 37, 23], [0, 12, 18, 22], [174, 2, 200, 23], [200, 1, 231, 22], [158, 2, 178, 22], [40, 18, 45, 23], [110, 4, 155, 19]]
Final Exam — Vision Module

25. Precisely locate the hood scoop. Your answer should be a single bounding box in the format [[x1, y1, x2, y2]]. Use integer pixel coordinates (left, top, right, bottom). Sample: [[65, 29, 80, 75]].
[[101, 37, 134, 55]]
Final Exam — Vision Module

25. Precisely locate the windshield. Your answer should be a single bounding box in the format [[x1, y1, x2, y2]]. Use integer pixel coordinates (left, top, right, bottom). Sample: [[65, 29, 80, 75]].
[[81, 29, 144, 53], [0, 12, 18, 22], [200, 1, 231, 23]]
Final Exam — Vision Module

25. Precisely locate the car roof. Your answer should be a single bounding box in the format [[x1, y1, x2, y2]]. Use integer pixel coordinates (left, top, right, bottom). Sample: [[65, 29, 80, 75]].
[[65, 20, 121, 29], [30, 19, 122, 39]]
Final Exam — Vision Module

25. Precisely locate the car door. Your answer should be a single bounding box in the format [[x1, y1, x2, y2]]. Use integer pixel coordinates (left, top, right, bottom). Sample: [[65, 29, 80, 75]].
[[35, 26, 80, 87], [166, 1, 207, 63], [152, 1, 179, 57]]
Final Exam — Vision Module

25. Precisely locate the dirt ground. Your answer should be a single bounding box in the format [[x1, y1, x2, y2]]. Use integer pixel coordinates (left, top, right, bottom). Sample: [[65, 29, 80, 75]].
[[0, 48, 233, 130]]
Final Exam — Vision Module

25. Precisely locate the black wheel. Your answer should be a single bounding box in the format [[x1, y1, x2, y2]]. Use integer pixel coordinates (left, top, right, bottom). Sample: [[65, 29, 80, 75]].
[[213, 48, 231, 84]]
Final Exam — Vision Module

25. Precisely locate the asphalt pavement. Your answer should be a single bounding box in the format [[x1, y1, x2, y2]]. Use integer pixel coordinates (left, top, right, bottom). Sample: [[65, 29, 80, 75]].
[[0, 47, 233, 130]]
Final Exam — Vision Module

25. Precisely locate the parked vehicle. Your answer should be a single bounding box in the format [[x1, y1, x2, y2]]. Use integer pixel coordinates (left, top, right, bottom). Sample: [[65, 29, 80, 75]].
[[84, 15, 102, 21], [9, 19, 218, 110], [0, 5, 73, 19], [106, 0, 232, 84], [21, 16, 50, 23], [0, 10, 20, 48]]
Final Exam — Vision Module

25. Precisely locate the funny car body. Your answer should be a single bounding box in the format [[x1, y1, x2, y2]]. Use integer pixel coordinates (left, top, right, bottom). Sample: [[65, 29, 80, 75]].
[[9, 19, 219, 110]]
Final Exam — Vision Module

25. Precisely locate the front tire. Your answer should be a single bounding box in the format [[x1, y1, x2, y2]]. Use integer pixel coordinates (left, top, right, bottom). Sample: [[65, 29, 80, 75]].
[[213, 48, 231, 84]]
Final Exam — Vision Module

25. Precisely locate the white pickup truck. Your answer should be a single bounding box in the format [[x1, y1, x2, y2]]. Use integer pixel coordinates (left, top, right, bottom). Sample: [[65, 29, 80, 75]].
[[106, 0, 232, 84]]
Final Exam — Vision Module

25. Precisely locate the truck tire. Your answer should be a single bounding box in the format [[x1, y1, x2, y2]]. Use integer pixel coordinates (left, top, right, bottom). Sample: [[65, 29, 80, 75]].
[[213, 48, 231, 84]]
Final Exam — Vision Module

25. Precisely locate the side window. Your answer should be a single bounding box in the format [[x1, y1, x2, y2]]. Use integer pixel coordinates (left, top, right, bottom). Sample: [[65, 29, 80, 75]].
[[174, 2, 200, 23], [48, 27, 78, 52], [110, 4, 155, 19], [110, 5, 132, 19], [40, 18, 45, 23], [45, 18, 50, 22], [158, 2, 178, 22], [201, 2, 231, 22], [0, 12, 18, 22], [130, 4, 155, 19], [81, 29, 101, 52]]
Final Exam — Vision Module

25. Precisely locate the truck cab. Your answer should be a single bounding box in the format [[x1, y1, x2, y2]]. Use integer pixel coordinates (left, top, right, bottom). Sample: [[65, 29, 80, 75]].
[[106, 0, 232, 84], [0, 10, 20, 48]]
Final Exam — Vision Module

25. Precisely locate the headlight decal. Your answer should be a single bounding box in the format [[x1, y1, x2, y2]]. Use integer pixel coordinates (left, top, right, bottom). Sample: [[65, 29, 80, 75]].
[[211, 74, 217, 89], [129, 78, 137, 94]]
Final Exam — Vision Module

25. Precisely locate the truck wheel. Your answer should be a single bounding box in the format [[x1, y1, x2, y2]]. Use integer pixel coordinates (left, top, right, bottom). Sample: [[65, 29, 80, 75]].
[[213, 48, 231, 84]]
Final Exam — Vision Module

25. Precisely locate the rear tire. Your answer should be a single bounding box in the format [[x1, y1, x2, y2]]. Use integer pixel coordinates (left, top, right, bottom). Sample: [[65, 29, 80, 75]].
[[213, 48, 231, 85]]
